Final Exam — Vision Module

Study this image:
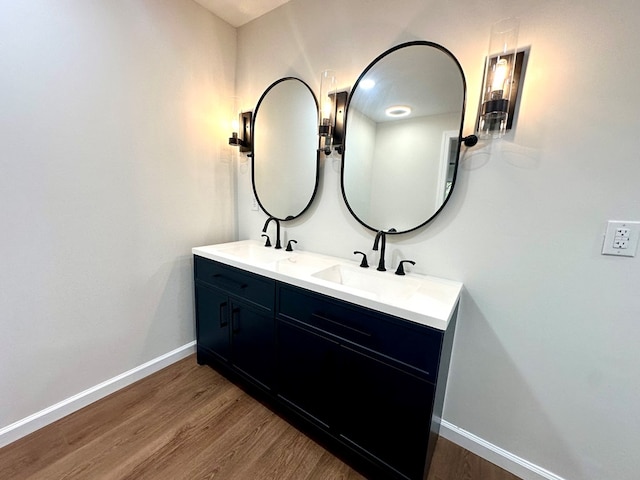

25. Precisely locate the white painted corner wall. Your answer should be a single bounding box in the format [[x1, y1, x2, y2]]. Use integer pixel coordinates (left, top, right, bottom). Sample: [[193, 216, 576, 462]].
[[0, 0, 236, 442]]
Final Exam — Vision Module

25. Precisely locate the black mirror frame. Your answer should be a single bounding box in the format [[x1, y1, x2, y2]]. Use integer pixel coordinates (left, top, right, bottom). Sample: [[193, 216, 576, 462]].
[[251, 77, 321, 222], [340, 41, 469, 235]]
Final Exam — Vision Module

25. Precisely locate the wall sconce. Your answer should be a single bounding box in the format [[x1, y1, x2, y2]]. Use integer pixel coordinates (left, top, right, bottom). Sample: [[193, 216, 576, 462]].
[[319, 70, 347, 155], [228, 98, 252, 153], [476, 18, 524, 139]]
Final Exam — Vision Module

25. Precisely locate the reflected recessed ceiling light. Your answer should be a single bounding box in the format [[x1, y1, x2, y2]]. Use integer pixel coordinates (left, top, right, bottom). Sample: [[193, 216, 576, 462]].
[[360, 78, 376, 90], [385, 105, 411, 117]]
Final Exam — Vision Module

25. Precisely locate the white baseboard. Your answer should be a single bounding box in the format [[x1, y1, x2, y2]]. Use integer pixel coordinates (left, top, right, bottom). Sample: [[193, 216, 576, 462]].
[[0, 341, 196, 449], [0, 346, 566, 480], [440, 420, 566, 480]]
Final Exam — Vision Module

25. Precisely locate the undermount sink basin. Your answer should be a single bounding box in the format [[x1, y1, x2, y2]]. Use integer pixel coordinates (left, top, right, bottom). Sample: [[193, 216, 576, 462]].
[[311, 264, 420, 301], [217, 243, 290, 264], [275, 254, 337, 276]]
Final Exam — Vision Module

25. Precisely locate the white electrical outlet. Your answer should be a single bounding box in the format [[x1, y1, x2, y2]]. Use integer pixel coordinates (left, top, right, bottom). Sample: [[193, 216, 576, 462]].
[[602, 221, 640, 257]]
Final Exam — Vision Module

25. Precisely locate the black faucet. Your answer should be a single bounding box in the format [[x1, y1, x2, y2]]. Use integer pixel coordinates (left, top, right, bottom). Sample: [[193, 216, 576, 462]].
[[286, 239, 297, 252], [372, 228, 396, 272], [262, 217, 282, 249], [395, 260, 415, 276], [353, 251, 369, 268], [372, 231, 387, 271]]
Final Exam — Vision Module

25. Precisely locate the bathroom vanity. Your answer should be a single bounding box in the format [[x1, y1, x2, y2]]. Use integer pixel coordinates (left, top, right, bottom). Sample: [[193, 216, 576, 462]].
[[193, 240, 462, 480]]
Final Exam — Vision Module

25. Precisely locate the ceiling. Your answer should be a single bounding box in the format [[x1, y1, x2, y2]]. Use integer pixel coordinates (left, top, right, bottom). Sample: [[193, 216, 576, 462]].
[[193, 0, 291, 27]]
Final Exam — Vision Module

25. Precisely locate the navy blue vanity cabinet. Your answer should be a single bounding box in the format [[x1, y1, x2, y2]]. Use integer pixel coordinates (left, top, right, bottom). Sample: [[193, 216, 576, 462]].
[[194, 256, 276, 390], [228, 298, 275, 389], [195, 282, 231, 362], [338, 345, 435, 480], [194, 254, 457, 480], [276, 317, 340, 429], [276, 283, 450, 480]]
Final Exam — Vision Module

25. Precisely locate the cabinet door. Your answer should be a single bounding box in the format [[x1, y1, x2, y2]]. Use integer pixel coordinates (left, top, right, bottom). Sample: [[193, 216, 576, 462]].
[[230, 300, 275, 389], [339, 346, 434, 480], [276, 319, 339, 429], [195, 283, 230, 362]]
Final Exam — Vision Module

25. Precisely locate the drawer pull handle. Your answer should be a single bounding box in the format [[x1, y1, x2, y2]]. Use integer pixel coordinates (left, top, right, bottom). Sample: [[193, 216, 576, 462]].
[[219, 302, 228, 327], [312, 313, 372, 338], [211, 273, 248, 290]]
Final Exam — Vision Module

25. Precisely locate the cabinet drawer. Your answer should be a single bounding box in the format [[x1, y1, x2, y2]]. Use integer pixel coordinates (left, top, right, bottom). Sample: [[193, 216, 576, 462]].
[[277, 284, 443, 380], [194, 256, 275, 311]]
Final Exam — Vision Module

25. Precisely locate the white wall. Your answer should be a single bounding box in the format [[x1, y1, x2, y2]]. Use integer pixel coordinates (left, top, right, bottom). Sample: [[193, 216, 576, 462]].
[[0, 0, 236, 431], [235, 1, 640, 479]]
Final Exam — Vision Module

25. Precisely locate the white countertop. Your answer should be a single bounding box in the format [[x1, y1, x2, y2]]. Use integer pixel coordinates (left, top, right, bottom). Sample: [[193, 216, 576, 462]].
[[193, 240, 462, 331]]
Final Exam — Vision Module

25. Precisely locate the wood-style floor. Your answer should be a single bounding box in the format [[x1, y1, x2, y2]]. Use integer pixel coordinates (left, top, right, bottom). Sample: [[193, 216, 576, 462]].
[[0, 356, 522, 480]]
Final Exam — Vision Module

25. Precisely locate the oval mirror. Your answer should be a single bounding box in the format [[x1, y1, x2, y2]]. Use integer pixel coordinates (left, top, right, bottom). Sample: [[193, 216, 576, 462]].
[[252, 77, 319, 221], [342, 41, 467, 233]]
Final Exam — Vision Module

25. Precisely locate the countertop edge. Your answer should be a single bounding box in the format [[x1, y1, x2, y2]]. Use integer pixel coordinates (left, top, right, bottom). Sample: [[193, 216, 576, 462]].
[[192, 240, 462, 331]]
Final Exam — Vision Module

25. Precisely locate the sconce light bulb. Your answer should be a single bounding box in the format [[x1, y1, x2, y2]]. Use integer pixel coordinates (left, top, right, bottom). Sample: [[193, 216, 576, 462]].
[[322, 97, 333, 124], [491, 58, 509, 97]]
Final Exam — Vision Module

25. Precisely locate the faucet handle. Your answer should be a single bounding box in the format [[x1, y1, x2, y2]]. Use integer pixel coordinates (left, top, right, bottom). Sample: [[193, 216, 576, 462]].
[[395, 260, 415, 276], [261, 234, 272, 247], [286, 239, 298, 252], [353, 251, 369, 268]]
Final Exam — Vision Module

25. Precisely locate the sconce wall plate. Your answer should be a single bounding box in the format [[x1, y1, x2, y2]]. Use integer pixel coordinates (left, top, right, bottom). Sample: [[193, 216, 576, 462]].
[[330, 91, 347, 153], [239, 111, 252, 153]]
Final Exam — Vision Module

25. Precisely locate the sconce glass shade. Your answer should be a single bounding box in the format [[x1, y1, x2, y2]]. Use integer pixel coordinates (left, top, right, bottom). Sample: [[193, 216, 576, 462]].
[[319, 70, 337, 153], [228, 97, 241, 145], [477, 18, 520, 138]]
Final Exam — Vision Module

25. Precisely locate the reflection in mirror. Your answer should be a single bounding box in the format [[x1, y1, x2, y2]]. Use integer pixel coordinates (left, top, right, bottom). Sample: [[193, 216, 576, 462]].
[[253, 77, 319, 221], [342, 41, 467, 233]]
